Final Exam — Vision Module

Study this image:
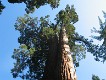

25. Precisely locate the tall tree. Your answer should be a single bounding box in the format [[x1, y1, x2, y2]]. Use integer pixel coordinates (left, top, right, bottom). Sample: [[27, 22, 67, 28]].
[[11, 5, 91, 80], [10, 0, 106, 80], [42, 5, 79, 80]]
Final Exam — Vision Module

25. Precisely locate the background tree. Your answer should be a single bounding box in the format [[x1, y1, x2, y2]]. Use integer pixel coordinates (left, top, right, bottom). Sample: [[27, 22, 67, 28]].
[[91, 11, 106, 62]]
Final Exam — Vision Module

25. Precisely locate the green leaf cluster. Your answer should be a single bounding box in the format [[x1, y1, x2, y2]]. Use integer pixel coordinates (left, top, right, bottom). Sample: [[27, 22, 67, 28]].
[[91, 11, 106, 46], [72, 44, 86, 67], [55, 5, 78, 25], [0, 1, 5, 14], [92, 75, 100, 80], [12, 14, 51, 79], [8, 0, 60, 13], [91, 11, 106, 62]]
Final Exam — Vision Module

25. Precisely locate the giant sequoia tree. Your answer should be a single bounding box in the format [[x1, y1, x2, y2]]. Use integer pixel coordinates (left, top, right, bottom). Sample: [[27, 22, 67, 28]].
[[11, 4, 101, 80], [10, 0, 106, 80], [11, 5, 91, 80]]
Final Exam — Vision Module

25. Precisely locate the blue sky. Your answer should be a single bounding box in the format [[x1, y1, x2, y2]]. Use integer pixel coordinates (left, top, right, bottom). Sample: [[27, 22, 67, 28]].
[[0, 0, 106, 80]]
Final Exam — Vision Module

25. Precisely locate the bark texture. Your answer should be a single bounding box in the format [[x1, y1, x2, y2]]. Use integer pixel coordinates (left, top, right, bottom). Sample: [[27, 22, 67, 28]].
[[42, 27, 77, 80], [42, 35, 59, 80], [57, 27, 77, 80]]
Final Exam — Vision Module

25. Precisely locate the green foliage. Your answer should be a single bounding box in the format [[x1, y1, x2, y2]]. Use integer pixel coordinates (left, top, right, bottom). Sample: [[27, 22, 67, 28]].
[[42, 27, 55, 39], [55, 5, 78, 26], [92, 74, 105, 80], [92, 75, 100, 80], [91, 11, 106, 45], [8, 0, 60, 13], [91, 11, 106, 62], [72, 44, 86, 67], [0, 1, 5, 14], [66, 24, 75, 47], [74, 33, 105, 62], [55, 4, 78, 48], [12, 14, 51, 79]]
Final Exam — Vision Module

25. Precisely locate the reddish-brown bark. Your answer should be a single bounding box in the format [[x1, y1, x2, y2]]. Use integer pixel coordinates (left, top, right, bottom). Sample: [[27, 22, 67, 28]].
[[42, 27, 77, 80]]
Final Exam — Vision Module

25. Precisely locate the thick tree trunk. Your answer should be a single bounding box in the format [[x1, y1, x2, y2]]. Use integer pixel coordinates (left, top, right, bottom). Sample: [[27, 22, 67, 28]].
[[57, 27, 77, 80], [42, 35, 59, 80], [42, 27, 77, 80]]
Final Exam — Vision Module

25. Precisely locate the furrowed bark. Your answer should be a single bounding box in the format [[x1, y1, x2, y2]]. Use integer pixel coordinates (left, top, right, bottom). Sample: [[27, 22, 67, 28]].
[[57, 27, 77, 80], [42, 35, 59, 80], [42, 27, 77, 80]]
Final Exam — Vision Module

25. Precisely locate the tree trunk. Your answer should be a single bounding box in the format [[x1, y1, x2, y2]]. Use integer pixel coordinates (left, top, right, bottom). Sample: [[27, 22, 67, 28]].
[[56, 27, 77, 80], [42, 35, 59, 80], [42, 27, 77, 80]]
